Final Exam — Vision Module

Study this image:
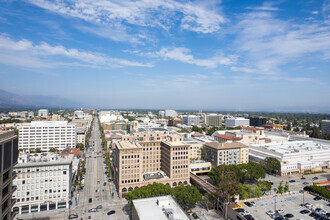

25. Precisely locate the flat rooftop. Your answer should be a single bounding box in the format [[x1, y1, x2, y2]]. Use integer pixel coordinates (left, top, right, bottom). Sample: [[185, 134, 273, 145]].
[[206, 142, 248, 150], [116, 141, 141, 149], [133, 195, 189, 220]]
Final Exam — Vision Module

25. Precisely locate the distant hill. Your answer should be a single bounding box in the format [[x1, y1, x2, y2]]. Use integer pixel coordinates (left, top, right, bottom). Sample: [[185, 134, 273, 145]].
[[0, 89, 82, 108]]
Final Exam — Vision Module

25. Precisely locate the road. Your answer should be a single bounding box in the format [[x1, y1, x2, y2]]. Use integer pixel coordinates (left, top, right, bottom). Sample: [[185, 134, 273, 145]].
[[72, 114, 129, 220]]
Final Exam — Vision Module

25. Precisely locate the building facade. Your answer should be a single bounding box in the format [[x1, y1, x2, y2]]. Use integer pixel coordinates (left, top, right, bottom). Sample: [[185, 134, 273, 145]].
[[12, 152, 72, 215], [112, 140, 190, 198], [205, 114, 223, 127], [248, 117, 267, 127], [0, 131, 19, 220], [165, 110, 178, 118], [204, 142, 249, 167], [182, 115, 200, 126], [225, 118, 250, 128], [37, 109, 48, 117], [321, 120, 330, 138], [18, 121, 77, 152]]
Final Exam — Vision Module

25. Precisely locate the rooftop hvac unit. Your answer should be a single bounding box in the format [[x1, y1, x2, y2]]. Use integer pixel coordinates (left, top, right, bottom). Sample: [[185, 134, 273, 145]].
[[165, 208, 174, 220]]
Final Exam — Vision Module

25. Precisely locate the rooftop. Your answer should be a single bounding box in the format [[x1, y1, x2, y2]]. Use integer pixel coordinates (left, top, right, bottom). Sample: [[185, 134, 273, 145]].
[[205, 142, 248, 150], [116, 141, 141, 149], [242, 126, 264, 131], [132, 195, 189, 220], [214, 134, 242, 140]]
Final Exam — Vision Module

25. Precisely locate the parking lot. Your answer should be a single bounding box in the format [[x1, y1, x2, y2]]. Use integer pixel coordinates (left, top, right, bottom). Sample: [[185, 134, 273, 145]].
[[242, 192, 330, 220]]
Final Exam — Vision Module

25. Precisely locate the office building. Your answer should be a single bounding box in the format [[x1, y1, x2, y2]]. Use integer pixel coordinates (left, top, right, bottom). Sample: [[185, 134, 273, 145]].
[[51, 114, 63, 121], [190, 160, 212, 175], [18, 121, 77, 152], [37, 109, 48, 117], [158, 111, 165, 118], [113, 139, 190, 198], [168, 118, 183, 126], [76, 127, 86, 146], [182, 115, 200, 126], [165, 110, 178, 118], [248, 117, 267, 127], [0, 131, 19, 220], [12, 152, 73, 215], [74, 110, 84, 118], [132, 195, 189, 220], [249, 141, 330, 176], [225, 117, 249, 128], [321, 120, 330, 138], [204, 142, 249, 167], [183, 138, 203, 160], [205, 114, 223, 127]]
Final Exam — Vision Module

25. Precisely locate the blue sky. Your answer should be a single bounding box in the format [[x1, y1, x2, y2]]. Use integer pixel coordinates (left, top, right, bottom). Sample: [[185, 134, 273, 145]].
[[0, 0, 330, 111]]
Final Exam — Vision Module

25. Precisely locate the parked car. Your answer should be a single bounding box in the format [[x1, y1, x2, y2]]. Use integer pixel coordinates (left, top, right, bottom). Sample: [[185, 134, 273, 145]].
[[277, 209, 284, 213], [192, 213, 199, 219], [284, 213, 294, 218], [301, 177, 306, 180], [68, 214, 78, 219], [314, 196, 322, 201], [88, 208, 97, 213], [236, 208, 245, 213], [304, 203, 312, 208], [250, 201, 256, 206], [312, 176, 318, 180], [244, 215, 254, 220], [89, 198, 92, 203], [96, 205, 103, 209], [103, 182, 107, 186], [300, 209, 310, 214], [242, 211, 250, 216], [107, 210, 115, 215], [303, 182, 309, 185], [266, 210, 275, 215], [289, 180, 295, 183], [244, 202, 253, 207]]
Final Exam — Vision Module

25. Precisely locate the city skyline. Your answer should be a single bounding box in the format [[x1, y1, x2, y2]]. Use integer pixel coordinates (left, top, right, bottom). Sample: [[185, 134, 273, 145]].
[[1, 0, 330, 111]]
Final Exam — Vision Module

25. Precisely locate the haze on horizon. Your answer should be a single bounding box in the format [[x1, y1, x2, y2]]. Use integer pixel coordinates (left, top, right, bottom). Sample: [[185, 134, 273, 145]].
[[0, 0, 330, 112]]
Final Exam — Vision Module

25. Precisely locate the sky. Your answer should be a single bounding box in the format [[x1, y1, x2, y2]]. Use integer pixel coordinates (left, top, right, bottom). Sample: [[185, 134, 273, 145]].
[[0, 0, 330, 111]]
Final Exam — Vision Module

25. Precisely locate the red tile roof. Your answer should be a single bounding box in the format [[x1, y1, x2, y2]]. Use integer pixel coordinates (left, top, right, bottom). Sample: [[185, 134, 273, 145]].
[[60, 148, 80, 156], [214, 134, 242, 140], [242, 126, 263, 131]]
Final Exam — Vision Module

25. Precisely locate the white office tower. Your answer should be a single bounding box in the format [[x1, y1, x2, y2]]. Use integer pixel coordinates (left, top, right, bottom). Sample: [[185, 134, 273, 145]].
[[158, 111, 165, 118], [74, 110, 84, 118], [18, 121, 77, 152], [165, 110, 178, 118], [205, 114, 223, 127], [225, 117, 250, 128], [37, 109, 48, 117], [182, 115, 200, 125], [12, 152, 73, 215]]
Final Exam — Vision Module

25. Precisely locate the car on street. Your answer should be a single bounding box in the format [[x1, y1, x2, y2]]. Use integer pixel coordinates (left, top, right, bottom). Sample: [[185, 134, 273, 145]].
[[192, 212, 199, 219], [107, 210, 116, 215], [300, 209, 310, 214], [69, 214, 78, 219], [303, 182, 309, 185], [108, 179, 112, 182], [276, 209, 284, 213], [88, 208, 97, 213], [250, 201, 256, 206], [312, 176, 318, 180], [89, 198, 92, 203], [242, 211, 250, 216], [103, 182, 106, 186], [301, 177, 306, 180], [266, 210, 275, 215], [284, 213, 294, 218], [289, 180, 295, 183]]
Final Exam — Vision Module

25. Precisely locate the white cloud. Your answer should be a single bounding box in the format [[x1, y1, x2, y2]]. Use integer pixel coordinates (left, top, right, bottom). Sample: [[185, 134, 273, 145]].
[[233, 10, 330, 74], [153, 47, 236, 68], [27, 0, 225, 34], [0, 34, 152, 68]]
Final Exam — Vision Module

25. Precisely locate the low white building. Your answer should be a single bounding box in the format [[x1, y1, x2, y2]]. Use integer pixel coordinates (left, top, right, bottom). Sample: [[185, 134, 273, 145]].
[[225, 117, 249, 128], [182, 115, 200, 126], [249, 141, 330, 176], [37, 109, 48, 117], [132, 195, 189, 220], [165, 110, 178, 118], [12, 152, 73, 215], [74, 110, 84, 118]]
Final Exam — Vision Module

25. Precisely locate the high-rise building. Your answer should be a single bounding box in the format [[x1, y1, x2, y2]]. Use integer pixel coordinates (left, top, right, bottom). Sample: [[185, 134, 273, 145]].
[[0, 131, 19, 220], [205, 114, 223, 127], [37, 109, 48, 117], [158, 111, 165, 118], [321, 120, 330, 138], [18, 121, 77, 152], [12, 152, 73, 214], [248, 117, 267, 127], [225, 117, 249, 128], [204, 142, 249, 167], [165, 110, 178, 118], [182, 115, 200, 125], [112, 139, 190, 198]]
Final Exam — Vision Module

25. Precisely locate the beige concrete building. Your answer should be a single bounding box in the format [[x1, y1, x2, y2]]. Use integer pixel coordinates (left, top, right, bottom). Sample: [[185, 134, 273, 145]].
[[190, 160, 212, 175], [0, 131, 19, 220], [113, 140, 190, 198], [183, 139, 203, 160], [204, 142, 249, 167]]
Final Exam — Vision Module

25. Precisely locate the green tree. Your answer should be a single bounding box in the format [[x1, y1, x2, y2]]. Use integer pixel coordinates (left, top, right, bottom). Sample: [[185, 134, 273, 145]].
[[36, 148, 41, 153], [77, 143, 85, 151], [310, 127, 321, 138], [172, 185, 202, 207], [48, 147, 59, 153], [284, 181, 290, 193], [204, 193, 217, 210], [257, 180, 272, 194], [177, 129, 190, 133], [276, 181, 284, 194], [214, 170, 239, 203], [263, 157, 281, 175], [192, 126, 203, 133]]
